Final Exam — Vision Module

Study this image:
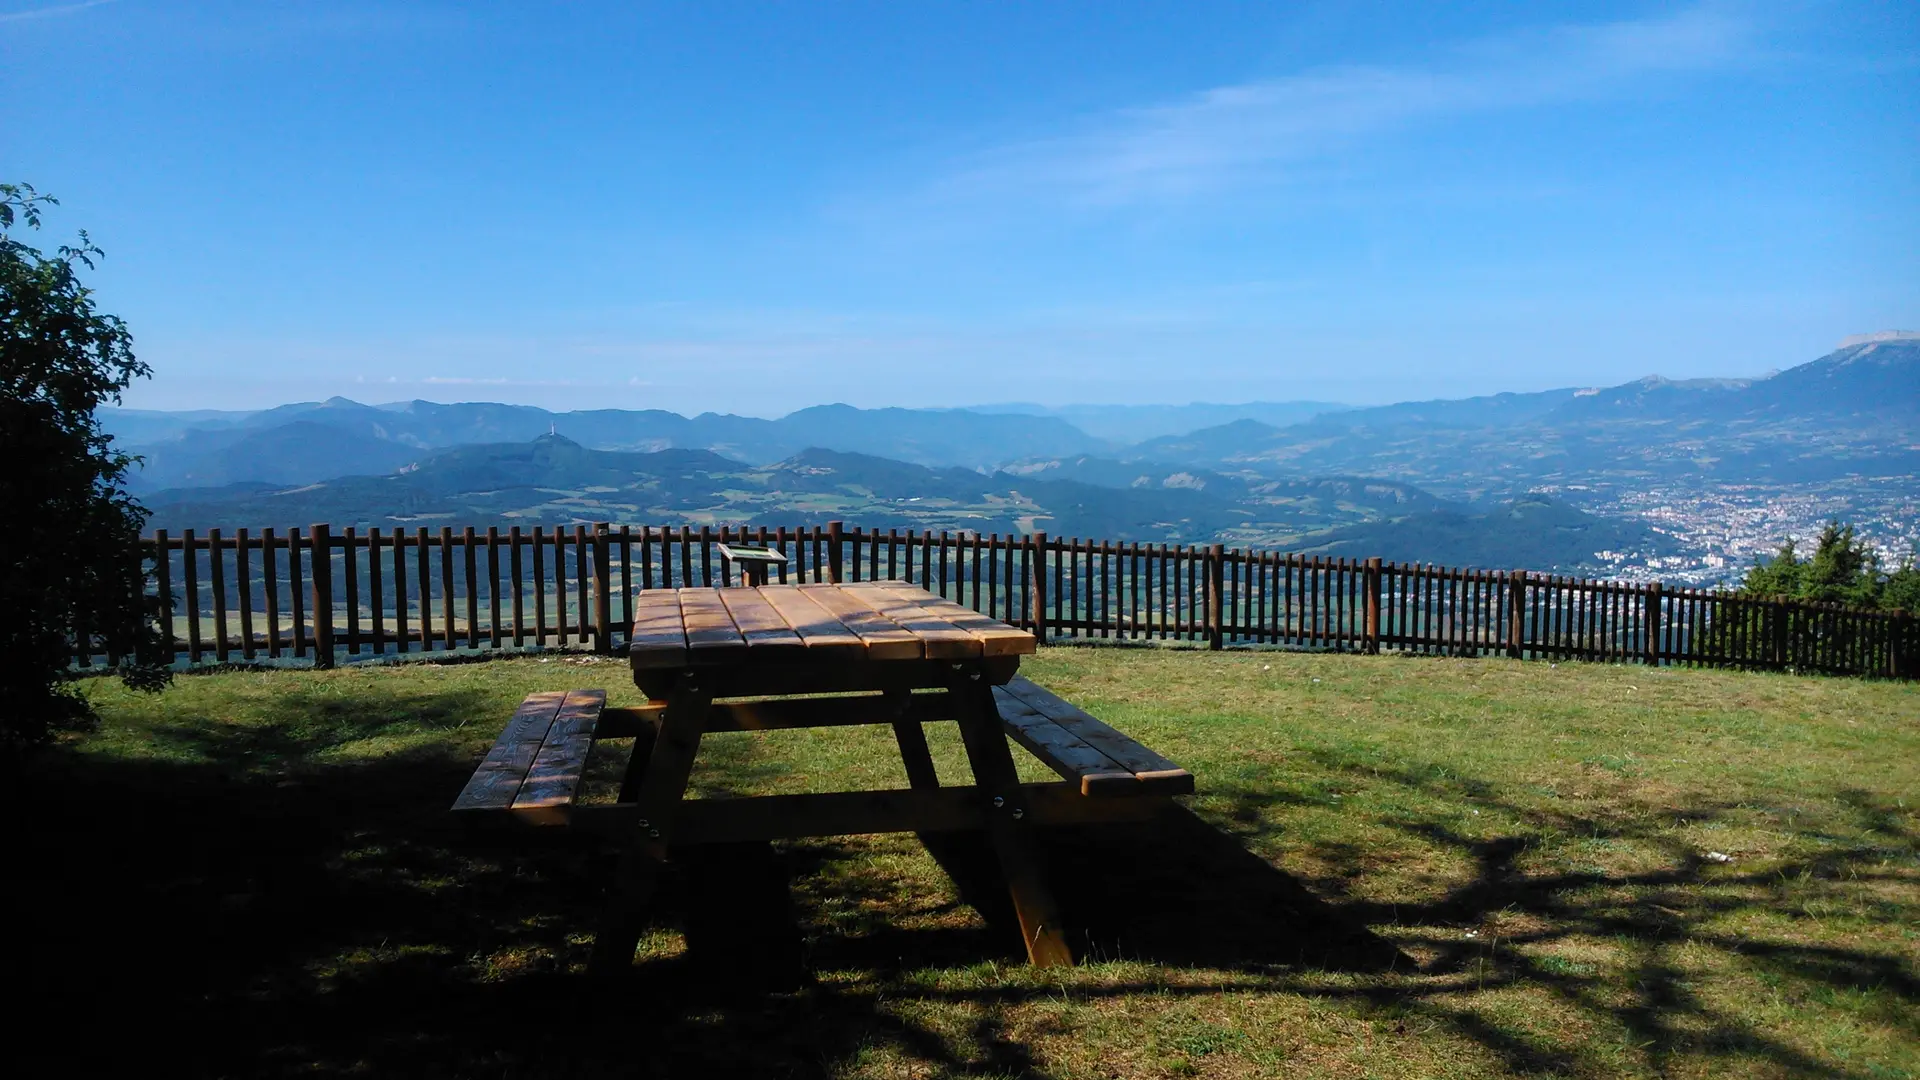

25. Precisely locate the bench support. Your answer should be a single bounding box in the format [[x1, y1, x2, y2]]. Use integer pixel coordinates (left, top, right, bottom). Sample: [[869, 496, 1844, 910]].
[[477, 782, 1171, 839], [588, 671, 712, 975]]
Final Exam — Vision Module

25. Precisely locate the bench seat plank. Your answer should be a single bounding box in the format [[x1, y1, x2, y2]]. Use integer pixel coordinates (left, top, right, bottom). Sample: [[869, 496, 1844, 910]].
[[992, 688, 1140, 796], [511, 689, 608, 822], [997, 677, 1194, 796], [452, 691, 569, 811]]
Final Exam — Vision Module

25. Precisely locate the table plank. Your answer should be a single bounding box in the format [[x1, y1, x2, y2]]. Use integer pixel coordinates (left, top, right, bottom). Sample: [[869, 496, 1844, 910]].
[[834, 582, 981, 659], [796, 584, 925, 660], [628, 583, 1033, 670], [628, 590, 690, 669], [717, 587, 808, 657], [855, 584, 1036, 657], [677, 587, 749, 659], [755, 585, 869, 659]]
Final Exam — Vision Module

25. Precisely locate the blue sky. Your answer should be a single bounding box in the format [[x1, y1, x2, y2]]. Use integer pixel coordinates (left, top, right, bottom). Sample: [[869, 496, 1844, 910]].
[[4, 1, 1915, 415]]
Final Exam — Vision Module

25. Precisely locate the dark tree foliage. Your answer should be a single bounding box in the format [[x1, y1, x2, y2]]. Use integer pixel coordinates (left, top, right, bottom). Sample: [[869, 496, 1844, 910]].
[[1707, 521, 1919, 675], [1885, 561, 1920, 616], [2, 183, 169, 754], [1741, 521, 1918, 612]]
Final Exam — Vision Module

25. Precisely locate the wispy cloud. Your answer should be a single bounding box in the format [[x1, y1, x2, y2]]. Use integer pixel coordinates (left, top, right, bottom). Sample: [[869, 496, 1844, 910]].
[[0, 0, 116, 24], [380, 375, 591, 389], [927, 6, 1754, 207]]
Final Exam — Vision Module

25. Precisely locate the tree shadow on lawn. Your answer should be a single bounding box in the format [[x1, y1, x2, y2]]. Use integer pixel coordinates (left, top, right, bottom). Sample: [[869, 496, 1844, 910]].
[[1198, 749, 1919, 1079], [17, 679, 1915, 1078]]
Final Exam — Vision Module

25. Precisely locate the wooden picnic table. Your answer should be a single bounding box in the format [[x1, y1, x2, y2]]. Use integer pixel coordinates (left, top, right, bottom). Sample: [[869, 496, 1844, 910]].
[[455, 579, 1192, 974]]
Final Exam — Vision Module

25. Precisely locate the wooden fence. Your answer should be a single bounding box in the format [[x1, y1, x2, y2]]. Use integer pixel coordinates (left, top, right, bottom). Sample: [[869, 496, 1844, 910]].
[[92, 521, 1914, 679]]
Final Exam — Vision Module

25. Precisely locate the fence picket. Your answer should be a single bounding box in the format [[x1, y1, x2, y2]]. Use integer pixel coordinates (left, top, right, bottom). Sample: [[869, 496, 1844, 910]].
[[114, 521, 1911, 678], [368, 528, 384, 656], [391, 530, 407, 654]]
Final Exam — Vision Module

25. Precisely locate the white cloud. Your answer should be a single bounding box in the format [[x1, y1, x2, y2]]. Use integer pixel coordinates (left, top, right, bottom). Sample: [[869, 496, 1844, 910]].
[[0, 0, 116, 24], [927, 6, 1753, 207], [417, 375, 587, 388]]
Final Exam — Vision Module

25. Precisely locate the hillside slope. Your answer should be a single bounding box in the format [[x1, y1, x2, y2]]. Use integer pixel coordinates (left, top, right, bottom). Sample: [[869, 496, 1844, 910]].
[[1295, 495, 1685, 571]]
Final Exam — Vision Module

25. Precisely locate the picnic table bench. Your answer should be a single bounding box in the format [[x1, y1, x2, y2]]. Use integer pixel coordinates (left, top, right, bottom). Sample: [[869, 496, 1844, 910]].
[[452, 580, 1193, 971]]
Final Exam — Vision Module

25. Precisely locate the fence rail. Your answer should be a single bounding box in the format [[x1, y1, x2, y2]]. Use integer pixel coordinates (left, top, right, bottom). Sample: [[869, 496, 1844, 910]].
[[87, 521, 1913, 679]]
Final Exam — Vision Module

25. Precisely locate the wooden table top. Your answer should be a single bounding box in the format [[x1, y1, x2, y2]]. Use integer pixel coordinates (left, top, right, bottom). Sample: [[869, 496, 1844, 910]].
[[627, 581, 1037, 669]]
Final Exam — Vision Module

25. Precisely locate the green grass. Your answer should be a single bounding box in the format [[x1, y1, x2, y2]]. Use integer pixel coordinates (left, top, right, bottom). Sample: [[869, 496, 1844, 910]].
[[23, 647, 1919, 1078]]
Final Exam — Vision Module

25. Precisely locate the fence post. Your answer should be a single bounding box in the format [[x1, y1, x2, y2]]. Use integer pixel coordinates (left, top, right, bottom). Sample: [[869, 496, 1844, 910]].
[[309, 523, 335, 669], [1029, 531, 1049, 642], [1363, 557, 1382, 654], [1890, 610, 1908, 680], [826, 520, 844, 584], [1507, 569, 1527, 659], [1773, 599, 1790, 670], [152, 529, 175, 663], [1206, 544, 1225, 650], [593, 522, 613, 654], [1644, 581, 1662, 667]]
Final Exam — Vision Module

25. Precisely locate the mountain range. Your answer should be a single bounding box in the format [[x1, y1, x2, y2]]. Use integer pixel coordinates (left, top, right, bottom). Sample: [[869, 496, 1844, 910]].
[[140, 436, 1684, 574], [113, 335, 1919, 579], [109, 399, 1108, 488], [1122, 337, 1919, 494], [954, 400, 1351, 442]]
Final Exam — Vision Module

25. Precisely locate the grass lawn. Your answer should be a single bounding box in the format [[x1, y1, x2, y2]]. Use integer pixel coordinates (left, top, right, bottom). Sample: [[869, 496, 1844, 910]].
[[23, 646, 1919, 1078]]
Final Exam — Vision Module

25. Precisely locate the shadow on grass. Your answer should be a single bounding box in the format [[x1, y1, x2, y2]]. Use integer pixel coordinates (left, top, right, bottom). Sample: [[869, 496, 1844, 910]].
[[782, 806, 1413, 981], [1197, 749, 1919, 1080], [19, 679, 1915, 1078]]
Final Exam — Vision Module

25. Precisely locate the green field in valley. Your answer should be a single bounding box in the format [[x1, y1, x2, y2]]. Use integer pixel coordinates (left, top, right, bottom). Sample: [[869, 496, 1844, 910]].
[[23, 647, 1919, 1078]]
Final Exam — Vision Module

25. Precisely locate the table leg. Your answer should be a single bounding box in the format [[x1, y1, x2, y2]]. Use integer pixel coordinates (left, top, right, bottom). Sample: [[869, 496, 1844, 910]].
[[615, 710, 661, 804], [948, 670, 1074, 967], [889, 689, 941, 789], [589, 671, 713, 975], [893, 687, 1015, 940]]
